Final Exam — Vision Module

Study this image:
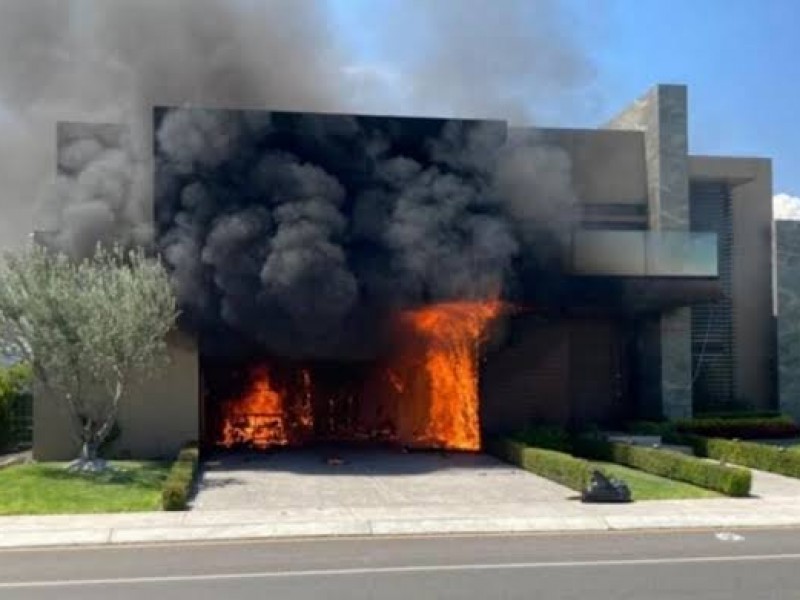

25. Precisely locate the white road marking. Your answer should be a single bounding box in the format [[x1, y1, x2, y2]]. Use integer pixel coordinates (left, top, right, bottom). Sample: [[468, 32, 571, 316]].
[[715, 532, 746, 542], [3, 552, 800, 588]]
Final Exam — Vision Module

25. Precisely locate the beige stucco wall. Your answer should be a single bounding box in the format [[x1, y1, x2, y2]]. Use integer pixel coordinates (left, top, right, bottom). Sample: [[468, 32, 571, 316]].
[[32, 380, 76, 461], [689, 155, 775, 410], [33, 330, 199, 461]]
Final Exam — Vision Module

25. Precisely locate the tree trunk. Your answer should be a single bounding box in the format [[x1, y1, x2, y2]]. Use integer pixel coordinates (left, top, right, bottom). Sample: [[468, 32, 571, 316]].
[[67, 437, 108, 473], [81, 441, 98, 462]]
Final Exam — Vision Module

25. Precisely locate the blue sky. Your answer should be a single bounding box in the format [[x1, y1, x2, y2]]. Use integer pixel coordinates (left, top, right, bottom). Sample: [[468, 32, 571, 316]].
[[325, 0, 798, 197]]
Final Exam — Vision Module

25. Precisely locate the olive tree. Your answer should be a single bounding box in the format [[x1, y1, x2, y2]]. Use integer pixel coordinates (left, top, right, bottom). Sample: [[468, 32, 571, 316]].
[[0, 244, 178, 470]]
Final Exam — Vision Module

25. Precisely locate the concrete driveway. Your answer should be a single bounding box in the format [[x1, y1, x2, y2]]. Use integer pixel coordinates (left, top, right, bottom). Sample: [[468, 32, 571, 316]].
[[191, 448, 574, 511]]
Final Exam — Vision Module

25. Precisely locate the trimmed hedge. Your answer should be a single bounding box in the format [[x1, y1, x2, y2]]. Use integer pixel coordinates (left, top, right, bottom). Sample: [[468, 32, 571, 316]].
[[674, 416, 800, 439], [687, 435, 800, 479], [574, 438, 751, 497], [628, 416, 800, 440], [513, 426, 573, 453], [486, 437, 591, 491], [162, 441, 200, 511]]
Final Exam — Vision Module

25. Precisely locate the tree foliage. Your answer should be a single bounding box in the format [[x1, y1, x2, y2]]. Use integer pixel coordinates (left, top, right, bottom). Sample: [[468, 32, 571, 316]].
[[0, 244, 178, 466]]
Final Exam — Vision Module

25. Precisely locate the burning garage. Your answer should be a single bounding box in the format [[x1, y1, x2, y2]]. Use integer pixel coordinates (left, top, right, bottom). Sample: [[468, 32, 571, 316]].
[[32, 84, 776, 460]]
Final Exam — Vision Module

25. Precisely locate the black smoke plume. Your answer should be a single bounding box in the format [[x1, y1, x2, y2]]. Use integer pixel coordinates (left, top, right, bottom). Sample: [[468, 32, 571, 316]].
[[0, 0, 595, 358], [155, 109, 577, 359], [0, 0, 595, 253]]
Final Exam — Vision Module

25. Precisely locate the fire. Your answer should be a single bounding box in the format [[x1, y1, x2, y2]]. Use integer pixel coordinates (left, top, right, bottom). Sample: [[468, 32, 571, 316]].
[[389, 301, 503, 451], [219, 366, 304, 448], [213, 301, 503, 451]]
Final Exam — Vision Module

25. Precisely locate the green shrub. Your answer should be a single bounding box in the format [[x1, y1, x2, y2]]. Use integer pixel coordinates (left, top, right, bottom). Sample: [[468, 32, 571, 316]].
[[674, 416, 800, 439], [0, 363, 32, 451], [574, 438, 751, 497], [161, 441, 200, 511], [177, 443, 199, 466], [486, 437, 591, 491], [688, 435, 800, 479], [162, 480, 189, 511], [513, 426, 573, 453]]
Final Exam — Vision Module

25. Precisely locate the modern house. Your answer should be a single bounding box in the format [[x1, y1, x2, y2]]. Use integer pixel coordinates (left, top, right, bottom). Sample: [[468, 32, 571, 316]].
[[33, 84, 776, 460]]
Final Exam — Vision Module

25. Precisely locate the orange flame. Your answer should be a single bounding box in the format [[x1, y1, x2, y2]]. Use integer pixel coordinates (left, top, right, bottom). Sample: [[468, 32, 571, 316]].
[[219, 366, 289, 448], [390, 301, 503, 450], [214, 301, 503, 451]]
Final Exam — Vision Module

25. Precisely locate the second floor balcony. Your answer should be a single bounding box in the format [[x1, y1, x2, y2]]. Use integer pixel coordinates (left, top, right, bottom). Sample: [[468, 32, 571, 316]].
[[570, 230, 718, 278]]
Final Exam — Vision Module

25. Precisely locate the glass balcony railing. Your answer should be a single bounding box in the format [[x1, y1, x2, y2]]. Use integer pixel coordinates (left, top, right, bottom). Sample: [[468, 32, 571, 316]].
[[571, 230, 718, 277]]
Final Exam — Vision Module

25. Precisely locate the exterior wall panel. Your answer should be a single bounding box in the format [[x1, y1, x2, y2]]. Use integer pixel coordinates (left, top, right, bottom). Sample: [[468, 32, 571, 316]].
[[528, 127, 648, 206], [480, 316, 630, 434], [33, 331, 199, 461], [569, 319, 628, 426], [730, 161, 775, 409], [605, 84, 693, 419], [688, 156, 775, 411], [480, 317, 569, 434], [777, 220, 800, 420]]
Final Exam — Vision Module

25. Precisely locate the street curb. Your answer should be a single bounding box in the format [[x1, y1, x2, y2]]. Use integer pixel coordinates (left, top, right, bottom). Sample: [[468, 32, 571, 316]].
[[5, 513, 800, 549]]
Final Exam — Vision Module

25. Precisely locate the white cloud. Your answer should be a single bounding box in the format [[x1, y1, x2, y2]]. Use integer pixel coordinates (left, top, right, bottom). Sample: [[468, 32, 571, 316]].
[[774, 193, 800, 220]]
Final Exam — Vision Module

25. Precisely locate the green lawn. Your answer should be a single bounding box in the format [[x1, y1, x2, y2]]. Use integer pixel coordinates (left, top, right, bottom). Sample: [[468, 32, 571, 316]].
[[594, 462, 722, 501], [0, 461, 170, 515]]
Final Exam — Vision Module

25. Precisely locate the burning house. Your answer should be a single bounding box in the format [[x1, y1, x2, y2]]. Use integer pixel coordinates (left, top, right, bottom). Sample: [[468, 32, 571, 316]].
[[33, 84, 776, 460]]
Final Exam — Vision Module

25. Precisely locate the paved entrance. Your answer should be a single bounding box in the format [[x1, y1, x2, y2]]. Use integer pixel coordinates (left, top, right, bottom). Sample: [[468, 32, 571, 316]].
[[9, 453, 800, 547], [191, 448, 574, 511]]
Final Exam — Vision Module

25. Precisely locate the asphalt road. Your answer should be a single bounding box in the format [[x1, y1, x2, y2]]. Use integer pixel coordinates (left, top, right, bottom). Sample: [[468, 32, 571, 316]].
[[2, 528, 800, 599]]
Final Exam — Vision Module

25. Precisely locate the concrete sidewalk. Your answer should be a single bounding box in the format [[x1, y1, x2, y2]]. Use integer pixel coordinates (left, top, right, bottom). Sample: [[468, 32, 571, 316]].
[[4, 450, 800, 549], [4, 494, 800, 548]]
